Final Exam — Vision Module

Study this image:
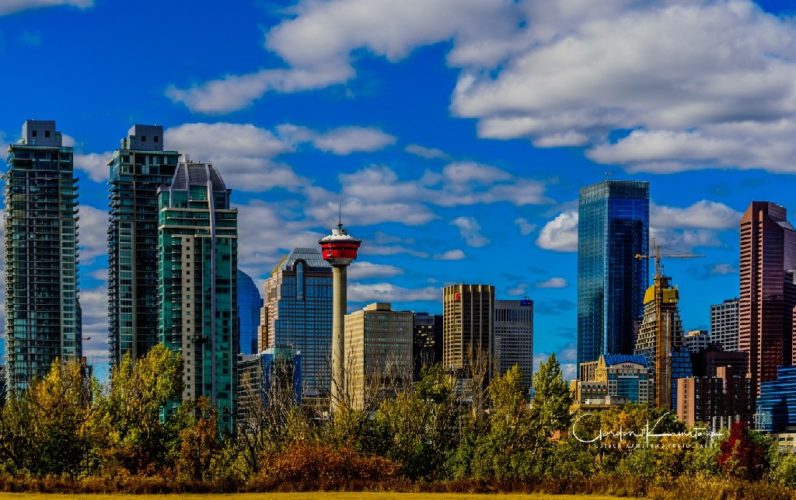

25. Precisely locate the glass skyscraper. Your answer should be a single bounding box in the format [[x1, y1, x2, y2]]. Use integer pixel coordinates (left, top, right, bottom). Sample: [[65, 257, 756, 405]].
[[578, 180, 649, 366], [108, 125, 179, 366], [4, 120, 81, 392], [237, 269, 262, 355], [259, 248, 332, 408], [158, 161, 238, 432]]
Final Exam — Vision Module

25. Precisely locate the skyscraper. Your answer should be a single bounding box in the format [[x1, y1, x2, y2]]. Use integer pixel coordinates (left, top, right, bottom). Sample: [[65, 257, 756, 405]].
[[412, 312, 443, 378], [108, 125, 180, 366], [158, 161, 238, 432], [237, 269, 262, 355], [344, 303, 413, 410], [260, 248, 332, 407], [739, 202, 796, 397], [494, 299, 534, 392], [578, 180, 649, 366], [4, 120, 81, 392], [443, 284, 494, 377], [711, 298, 740, 352]]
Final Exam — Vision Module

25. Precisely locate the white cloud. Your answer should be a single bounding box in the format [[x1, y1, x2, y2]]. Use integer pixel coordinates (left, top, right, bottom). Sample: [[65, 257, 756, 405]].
[[451, 216, 489, 247], [514, 217, 536, 235], [164, 122, 303, 192], [348, 261, 403, 280], [434, 249, 465, 261], [651, 227, 721, 252], [79, 285, 108, 364], [311, 126, 396, 154], [79, 204, 107, 263], [349, 282, 439, 303], [536, 277, 567, 289], [507, 283, 527, 296], [405, 144, 449, 160], [74, 152, 111, 182], [0, 0, 92, 15], [536, 210, 578, 252], [651, 200, 741, 229], [710, 263, 737, 275]]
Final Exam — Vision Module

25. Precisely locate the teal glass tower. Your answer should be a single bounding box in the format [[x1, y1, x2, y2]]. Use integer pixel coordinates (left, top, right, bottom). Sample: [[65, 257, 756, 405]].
[[4, 120, 81, 392], [158, 161, 238, 432], [108, 125, 179, 366], [577, 180, 649, 366]]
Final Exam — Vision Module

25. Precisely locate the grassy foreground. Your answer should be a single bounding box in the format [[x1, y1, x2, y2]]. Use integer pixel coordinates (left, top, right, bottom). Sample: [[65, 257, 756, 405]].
[[0, 494, 627, 499]]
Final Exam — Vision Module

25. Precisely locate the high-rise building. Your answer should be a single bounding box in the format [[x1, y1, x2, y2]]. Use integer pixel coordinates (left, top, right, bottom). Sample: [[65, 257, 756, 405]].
[[684, 329, 711, 353], [677, 366, 753, 428], [237, 347, 302, 425], [578, 180, 649, 366], [755, 366, 796, 432], [319, 223, 361, 413], [108, 125, 179, 366], [494, 299, 534, 392], [158, 161, 238, 432], [572, 354, 652, 408], [711, 298, 740, 352], [4, 120, 81, 392], [412, 312, 443, 378], [237, 269, 262, 355], [443, 284, 495, 377], [259, 248, 332, 407], [739, 202, 796, 397], [344, 303, 413, 410], [634, 271, 685, 410]]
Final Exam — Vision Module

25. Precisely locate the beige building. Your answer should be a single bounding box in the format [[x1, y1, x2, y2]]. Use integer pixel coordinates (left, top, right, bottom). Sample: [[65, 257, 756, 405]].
[[344, 303, 413, 410], [443, 284, 495, 377]]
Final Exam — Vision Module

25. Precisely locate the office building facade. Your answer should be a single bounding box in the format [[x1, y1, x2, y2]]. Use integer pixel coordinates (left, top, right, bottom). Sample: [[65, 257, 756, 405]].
[[158, 161, 238, 432], [344, 303, 413, 410], [756, 366, 796, 433], [237, 269, 262, 355], [412, 312, 443, 378], [4, 120, 81, 392], [677, 366, 753, 428], [578, 180, 649, 366], [259, 248, 332, 407], [237, 347, 302, 425], [684, 329, 711, 353], [108, 125, 179, 366], [443, 284, 495, 376], [494, 299, 534, 392], [739, 202, 796, 397], [573, 354, 652, 408], [711, 298, 740, 352]]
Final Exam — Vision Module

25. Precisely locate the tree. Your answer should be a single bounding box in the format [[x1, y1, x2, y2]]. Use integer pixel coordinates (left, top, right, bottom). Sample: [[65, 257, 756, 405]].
[[176, 398, 223, 482], [718, 421, 767, 481], [530, 353, 573, 438]]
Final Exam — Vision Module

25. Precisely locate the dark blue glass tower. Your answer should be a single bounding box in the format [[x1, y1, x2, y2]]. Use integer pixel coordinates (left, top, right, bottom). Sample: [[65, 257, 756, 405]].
[[578, 180, 649, 366], [237, 269, 262, 355], [756, 366, 796, 432]]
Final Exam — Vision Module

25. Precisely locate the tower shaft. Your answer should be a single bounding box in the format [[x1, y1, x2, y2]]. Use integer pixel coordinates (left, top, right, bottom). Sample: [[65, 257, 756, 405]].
[[331, 265, 347, 412]]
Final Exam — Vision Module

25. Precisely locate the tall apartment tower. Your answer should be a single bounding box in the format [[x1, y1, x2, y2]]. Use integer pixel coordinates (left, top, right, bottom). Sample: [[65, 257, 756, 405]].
[[237, 269, 262, 355], [158, 161, 238, 432], [494, 299, 534, 392], [259, 248, 332, 407], [108, 125, 179, 366], [739, 202, 796, 397], [344, 303, 413, 410], [4, 120, 81, 392], [578, 180, 649, 366], [443, 284, 495, 377], [711, 298, 740, 352], [412, 312, 443, 378]]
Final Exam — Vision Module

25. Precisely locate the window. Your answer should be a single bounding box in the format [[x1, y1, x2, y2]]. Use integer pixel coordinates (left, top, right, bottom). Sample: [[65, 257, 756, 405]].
[[141, 136, 146, 142], [45, 130, 51, 138], [154, 136, 159, 143], [32, 130, 37, 138]]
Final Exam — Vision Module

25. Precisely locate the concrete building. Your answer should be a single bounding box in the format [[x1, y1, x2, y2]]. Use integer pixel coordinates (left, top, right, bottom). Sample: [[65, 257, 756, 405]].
[[572, 354, 652, 408], [344, 303, 413, 410], [237, 269, 262, 355], [684, 329, 711, 353], [412, 312, 443, 378], [739, 202, 796, 397], [158, 161, 238, 432], [108, 125, 180, 366], [5, 120, 81, 392], [443, 284, 495, 378], [577, 180, 649, 366], [259, 248, 332, 407], [494, 299, 534, 392], [677, 366, 753, 428], [237, 347, 302, 426], [711, 298, 740, 352], [755, 366, 796, 433], [319, 223, 361, 414]]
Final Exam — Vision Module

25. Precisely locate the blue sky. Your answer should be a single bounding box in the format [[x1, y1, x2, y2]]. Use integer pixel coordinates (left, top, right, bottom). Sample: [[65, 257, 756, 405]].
[[2, 0, 796, 379]]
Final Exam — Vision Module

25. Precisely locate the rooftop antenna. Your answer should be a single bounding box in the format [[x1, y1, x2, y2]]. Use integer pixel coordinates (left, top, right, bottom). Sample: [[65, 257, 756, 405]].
[[338, 200, 343, 229]]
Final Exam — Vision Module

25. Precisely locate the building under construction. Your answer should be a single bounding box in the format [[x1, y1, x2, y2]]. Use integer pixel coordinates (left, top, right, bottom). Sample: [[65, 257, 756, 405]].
[[4, 120, 81, 392]]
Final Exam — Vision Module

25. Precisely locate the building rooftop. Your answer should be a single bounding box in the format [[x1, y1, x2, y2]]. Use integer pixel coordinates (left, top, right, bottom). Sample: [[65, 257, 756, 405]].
[[273, 247, 331, 275], [170, 161, 227, 192], [603, 354, 647, 367]]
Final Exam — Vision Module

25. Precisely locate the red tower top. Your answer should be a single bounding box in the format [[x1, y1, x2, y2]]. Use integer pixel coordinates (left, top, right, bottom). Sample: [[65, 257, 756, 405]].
[[319, 222, 361, 267]]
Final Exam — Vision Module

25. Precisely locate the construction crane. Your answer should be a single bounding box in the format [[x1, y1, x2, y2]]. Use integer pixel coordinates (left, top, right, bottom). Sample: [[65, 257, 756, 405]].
[[634, 238, 703, 410]]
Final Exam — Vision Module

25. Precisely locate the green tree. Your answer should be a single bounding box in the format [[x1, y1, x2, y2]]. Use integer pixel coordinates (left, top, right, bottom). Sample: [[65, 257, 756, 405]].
[[530, 353, 573, 438]]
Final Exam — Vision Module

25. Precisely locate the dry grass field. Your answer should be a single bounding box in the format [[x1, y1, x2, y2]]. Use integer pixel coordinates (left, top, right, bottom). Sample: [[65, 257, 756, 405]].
[[0, 493, 630, 499]]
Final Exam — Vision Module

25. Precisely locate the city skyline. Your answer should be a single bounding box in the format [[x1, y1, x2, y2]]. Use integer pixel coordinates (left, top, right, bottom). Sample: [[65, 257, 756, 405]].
[[4, 1, 796, 381]]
